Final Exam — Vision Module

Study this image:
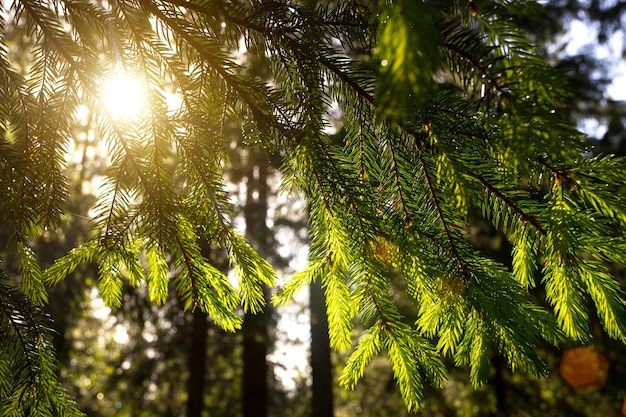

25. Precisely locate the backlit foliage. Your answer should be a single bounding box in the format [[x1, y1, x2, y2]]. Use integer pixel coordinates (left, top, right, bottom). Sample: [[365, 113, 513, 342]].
[[1, 0, 626, 412]]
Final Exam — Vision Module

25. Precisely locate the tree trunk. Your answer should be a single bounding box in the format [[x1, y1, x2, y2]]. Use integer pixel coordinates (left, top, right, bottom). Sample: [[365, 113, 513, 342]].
[[310, 279, 334, 417], [242, 289, 272, 417], [186, 309, 208, 417], [242, 149, 274, 417]]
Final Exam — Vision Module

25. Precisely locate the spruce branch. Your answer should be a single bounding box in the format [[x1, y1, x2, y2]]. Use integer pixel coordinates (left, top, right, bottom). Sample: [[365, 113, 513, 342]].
[[318, 56, 375, 105], [317, 141, 371, 240], [0, 275, 84, 416], [442, 39, 507, 97], [385, 134, 414, 227], [20, 0, 82, 73], [138, 0, 288, 134], [0, 287, 36, 387], [174, 232, 203, 309], [473, 173, 547, 236], [416, 150, 471, 281], [2, 0, 626, 412]]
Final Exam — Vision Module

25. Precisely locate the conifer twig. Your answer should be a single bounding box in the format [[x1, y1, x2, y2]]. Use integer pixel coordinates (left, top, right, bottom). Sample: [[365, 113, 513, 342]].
[[416, 150, 472, 281], [473, 174, 547, 236]]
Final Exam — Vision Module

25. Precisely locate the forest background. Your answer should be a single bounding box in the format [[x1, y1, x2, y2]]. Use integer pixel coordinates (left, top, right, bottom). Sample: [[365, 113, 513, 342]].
[[1, 0, 626, 416]]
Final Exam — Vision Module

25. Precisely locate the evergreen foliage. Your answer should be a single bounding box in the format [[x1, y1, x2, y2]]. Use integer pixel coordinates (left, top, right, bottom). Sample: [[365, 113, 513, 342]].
[[0, 271, 84, 416], [1, 0, 626, 412]]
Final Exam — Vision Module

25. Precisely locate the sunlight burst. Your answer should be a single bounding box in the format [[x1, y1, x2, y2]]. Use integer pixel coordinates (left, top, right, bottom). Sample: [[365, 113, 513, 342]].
[[101, 74, 147, 120]]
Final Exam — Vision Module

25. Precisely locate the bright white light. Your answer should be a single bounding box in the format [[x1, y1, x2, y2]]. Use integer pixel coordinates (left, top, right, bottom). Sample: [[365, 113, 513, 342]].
[[113, 325, 129, 344], [564, 20, 626, 101], [166, 91, 183, 114], [102, 74, 146, 120], [75, 104, 89, 125]]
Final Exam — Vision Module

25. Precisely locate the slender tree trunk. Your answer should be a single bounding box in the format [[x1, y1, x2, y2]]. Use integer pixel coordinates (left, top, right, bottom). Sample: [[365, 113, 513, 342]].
[[490, 355, 507, 417], [186, 309, 208, 417], [242, 149, 274, 417], [310, 279, 334, 417], [242, 290, 272, 417]]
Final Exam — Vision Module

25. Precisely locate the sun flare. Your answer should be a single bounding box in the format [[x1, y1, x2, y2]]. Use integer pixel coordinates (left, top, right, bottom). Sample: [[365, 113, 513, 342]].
[[101, 74, 146, 120]]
